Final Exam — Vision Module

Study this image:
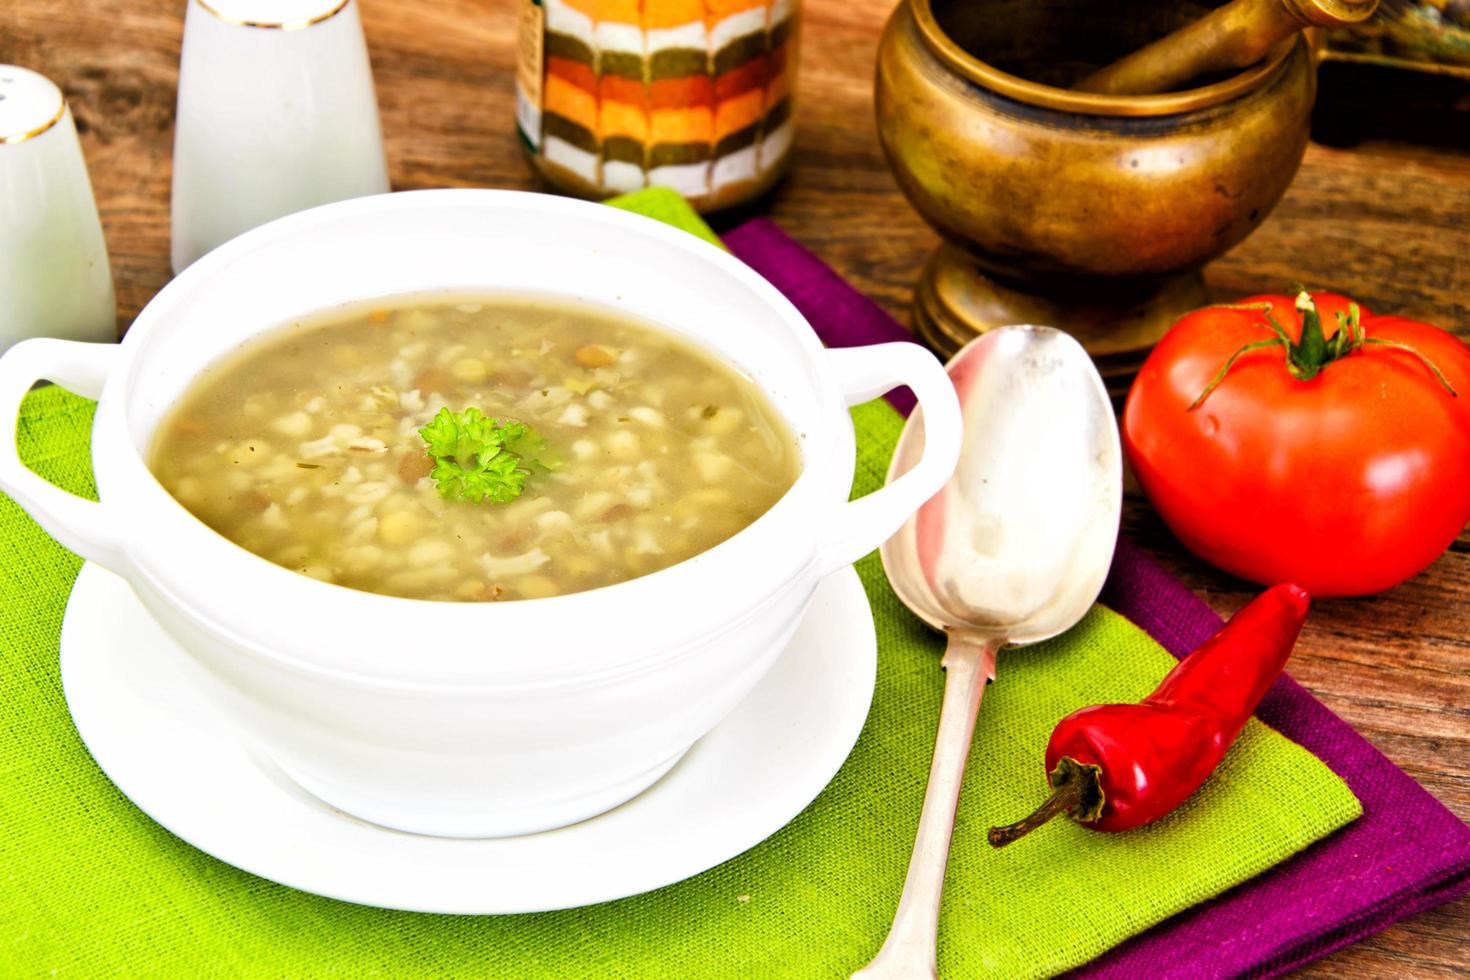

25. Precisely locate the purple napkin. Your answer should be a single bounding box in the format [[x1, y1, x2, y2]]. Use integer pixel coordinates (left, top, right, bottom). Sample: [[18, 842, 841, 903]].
[[723, 218, 1470, 978]]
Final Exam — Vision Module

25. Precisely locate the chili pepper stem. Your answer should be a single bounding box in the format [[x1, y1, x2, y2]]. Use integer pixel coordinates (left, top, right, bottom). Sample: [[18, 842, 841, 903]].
[[988, 756, 1105, 848], [987, 782, 1084, 848]]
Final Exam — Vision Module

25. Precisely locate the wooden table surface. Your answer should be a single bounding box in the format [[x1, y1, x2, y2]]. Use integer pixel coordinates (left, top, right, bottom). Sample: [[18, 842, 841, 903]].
[[4, 0, 1467, 975]]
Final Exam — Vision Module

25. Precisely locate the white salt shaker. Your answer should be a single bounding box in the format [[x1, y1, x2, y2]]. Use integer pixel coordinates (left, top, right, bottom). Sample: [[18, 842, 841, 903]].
[[171, 0, 390, 273], [0, 66, 116, 354]]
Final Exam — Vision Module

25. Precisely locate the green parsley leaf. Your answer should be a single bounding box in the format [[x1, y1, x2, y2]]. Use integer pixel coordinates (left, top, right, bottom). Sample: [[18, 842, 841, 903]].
[[417, 407, 545, 504]]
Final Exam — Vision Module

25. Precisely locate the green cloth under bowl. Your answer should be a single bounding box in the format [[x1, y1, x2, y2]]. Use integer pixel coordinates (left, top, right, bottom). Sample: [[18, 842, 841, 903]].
[[0, 191, 1359, 978]]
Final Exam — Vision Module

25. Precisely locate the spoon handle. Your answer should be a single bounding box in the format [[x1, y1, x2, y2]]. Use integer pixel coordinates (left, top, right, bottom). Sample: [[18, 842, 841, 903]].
[[852, 631, 999, 980]]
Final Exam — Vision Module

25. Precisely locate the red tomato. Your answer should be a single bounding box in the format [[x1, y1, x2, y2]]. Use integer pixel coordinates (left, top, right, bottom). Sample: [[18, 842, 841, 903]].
[[1123, 292, 1470, 597]]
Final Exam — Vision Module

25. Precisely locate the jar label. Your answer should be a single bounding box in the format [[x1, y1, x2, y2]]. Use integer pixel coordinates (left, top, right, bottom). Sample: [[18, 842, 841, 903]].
[[515, 0, 545, 153]]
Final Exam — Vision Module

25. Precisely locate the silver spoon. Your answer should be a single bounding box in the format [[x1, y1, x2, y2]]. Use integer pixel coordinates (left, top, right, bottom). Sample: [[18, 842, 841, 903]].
[[853, 325, 1122, 980]]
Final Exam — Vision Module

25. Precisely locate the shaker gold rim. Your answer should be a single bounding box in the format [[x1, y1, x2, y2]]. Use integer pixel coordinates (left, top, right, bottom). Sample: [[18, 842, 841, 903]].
[[0, 98, 66, 145], [193, 0, 351, 31], [910, 0, 1297, 117]]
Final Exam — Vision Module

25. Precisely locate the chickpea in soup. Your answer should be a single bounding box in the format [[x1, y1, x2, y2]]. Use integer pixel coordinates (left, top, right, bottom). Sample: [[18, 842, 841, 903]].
[[149, 295, 802, 601]]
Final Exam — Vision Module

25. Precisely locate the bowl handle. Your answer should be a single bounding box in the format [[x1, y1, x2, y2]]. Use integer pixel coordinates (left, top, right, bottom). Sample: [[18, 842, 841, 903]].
[[818, 343, 961, 576], [0, 338, 126, 572]]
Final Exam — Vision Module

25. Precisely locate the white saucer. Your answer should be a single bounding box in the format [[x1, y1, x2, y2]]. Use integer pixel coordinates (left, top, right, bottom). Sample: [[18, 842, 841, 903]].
[[59, 563, 876, 914]]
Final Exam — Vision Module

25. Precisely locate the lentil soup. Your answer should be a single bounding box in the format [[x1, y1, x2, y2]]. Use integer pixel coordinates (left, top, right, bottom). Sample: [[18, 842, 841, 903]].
[[148, 294, 802, 601]]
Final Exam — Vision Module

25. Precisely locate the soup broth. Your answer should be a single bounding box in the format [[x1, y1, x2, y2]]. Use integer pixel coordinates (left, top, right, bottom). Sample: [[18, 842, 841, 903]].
[[149, 295, 802, 601]]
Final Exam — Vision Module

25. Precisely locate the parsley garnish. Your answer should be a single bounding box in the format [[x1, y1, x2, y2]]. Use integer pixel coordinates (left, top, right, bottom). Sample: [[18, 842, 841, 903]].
[[418, 407, 546, 504]]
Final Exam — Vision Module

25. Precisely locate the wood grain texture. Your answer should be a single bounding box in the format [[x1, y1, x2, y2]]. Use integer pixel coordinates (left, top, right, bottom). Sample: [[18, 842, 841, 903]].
[[2, 0, 1466, 974]]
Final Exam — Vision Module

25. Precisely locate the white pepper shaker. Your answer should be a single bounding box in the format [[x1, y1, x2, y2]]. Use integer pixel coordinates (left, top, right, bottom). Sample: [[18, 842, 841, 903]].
[[170, 0, 390, 273], [0, 66, 116, 354]]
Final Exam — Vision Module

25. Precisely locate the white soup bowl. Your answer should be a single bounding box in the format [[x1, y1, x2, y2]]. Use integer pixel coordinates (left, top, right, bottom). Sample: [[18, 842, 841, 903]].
[[0, 190, 962, 837]]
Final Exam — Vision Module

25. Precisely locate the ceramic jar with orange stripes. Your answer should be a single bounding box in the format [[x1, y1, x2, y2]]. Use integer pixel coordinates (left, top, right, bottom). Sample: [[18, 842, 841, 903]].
[[516, 0, 798, 211]]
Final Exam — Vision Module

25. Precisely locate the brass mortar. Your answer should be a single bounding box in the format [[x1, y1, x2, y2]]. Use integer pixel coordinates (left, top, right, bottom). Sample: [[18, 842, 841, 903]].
[[875, 0, 1317, 358]]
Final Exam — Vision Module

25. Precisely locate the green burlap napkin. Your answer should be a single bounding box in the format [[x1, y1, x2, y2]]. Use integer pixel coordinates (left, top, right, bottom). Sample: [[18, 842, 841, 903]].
[[0, 193, 1360, 978], [605, 188, 726, 250]]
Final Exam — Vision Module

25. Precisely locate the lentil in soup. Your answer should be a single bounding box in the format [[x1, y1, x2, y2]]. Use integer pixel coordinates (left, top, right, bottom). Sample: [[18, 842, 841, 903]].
[[149, 295, 801, 601]]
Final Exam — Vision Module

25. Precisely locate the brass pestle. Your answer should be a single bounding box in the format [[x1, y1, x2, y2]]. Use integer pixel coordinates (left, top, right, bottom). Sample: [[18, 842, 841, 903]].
[[1077, 0, 1379, 95]]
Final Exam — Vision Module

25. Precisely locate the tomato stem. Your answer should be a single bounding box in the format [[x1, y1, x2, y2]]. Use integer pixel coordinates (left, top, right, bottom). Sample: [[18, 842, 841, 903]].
[[1212, 302, 1276, 314], [1189, 290, 1458, 410], [1362, 338, 1458, 397], [1290, 292, 1329, 379], [1187, 338, 1286, 411]]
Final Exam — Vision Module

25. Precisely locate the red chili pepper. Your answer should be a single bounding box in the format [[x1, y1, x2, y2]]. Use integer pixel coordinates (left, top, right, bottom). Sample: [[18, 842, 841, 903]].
[[988, 583, 1310, 847]]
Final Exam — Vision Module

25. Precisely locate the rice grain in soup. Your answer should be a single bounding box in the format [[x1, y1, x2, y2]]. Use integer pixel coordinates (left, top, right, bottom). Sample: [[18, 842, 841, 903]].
[[149, 294, 802, 601]]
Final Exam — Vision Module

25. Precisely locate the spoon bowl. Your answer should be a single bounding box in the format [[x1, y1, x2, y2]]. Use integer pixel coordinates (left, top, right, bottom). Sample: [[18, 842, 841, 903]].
[[855, 325, 1122, 979], [882, 325, 1122, 643]]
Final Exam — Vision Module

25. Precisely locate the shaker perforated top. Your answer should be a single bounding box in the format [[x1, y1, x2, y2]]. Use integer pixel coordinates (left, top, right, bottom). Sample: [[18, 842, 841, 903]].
[[193, 0, 350, 29], [0, 66, 65, 145]]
